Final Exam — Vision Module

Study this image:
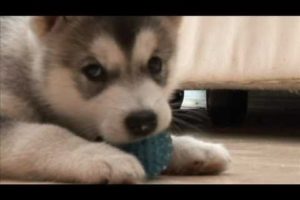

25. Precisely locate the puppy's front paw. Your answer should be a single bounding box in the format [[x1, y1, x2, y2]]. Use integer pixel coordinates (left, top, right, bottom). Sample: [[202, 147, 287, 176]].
[[165, 136, 231, 175], [68, 144, 146, 184], [101, 153, 146, 184]]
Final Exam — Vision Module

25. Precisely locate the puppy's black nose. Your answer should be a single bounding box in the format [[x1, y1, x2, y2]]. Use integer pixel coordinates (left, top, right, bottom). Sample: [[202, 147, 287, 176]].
[[125, 110, 157, 136]]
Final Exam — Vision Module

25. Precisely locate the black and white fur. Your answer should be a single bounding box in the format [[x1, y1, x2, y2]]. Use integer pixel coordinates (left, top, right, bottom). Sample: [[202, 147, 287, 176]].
[[0, 16, 230, 183]]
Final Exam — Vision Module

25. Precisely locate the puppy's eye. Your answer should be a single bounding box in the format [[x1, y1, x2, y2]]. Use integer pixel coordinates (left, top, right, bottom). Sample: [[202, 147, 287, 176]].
[[148, 56, 163, 75], [82, 64, 106, 81]]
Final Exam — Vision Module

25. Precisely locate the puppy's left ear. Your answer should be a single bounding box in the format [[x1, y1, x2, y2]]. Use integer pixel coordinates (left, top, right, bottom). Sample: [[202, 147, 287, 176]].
[[30, 16, 66, 37], [166, 16, 182, 26], [162, 16, 183, 28]]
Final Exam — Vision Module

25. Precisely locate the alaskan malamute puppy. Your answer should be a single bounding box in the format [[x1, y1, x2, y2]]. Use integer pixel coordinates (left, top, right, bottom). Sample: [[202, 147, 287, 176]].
[[0, 16, 230, 183]]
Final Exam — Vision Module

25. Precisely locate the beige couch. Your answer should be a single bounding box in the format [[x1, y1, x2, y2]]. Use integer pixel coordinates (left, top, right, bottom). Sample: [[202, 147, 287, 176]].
[[175, 16, 300, 91]]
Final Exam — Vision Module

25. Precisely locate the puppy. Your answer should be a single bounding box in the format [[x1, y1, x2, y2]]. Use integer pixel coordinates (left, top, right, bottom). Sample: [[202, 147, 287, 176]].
[[0, 16, 230, 183]]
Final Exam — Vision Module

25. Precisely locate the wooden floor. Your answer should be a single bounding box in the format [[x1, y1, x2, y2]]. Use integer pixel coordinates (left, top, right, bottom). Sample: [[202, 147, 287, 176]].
[[150, 129, 300, 184], [1, 108, 300, 184], [155, 108, 300, 184]]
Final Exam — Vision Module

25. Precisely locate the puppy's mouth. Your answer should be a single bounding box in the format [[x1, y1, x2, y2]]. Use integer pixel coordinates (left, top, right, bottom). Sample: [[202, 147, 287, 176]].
[[129, 128, 168, 142], [94, 128, 168, 144]]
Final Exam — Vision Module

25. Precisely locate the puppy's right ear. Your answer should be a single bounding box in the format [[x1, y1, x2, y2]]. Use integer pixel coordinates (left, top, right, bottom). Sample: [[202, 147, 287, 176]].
[[30, 16, 65, 37]]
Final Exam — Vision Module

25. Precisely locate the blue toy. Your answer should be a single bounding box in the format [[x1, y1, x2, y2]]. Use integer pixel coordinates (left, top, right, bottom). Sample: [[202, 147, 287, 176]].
[[117, 132, 173, 179]]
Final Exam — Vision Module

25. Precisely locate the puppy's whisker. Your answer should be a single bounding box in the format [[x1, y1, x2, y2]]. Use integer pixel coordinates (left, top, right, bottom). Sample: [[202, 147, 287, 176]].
[[172, 117, 202, 132], [173, 111, 209, 121], [169, 122, 183, 134], [173, 114, 207, 124], [170, 102, 182, 105]]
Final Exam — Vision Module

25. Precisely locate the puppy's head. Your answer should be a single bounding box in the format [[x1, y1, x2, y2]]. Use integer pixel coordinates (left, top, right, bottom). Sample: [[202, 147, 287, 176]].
[[31, 16, 181, 144]]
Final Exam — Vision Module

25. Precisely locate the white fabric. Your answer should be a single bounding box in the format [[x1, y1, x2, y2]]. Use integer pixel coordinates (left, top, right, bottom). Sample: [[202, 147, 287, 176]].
[[175, 17, 300, 90]]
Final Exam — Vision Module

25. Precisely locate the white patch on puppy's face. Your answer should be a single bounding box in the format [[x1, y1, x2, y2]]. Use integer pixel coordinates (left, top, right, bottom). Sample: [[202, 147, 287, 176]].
[[91, 35, 127, 71], [131, 29, 158, 67]]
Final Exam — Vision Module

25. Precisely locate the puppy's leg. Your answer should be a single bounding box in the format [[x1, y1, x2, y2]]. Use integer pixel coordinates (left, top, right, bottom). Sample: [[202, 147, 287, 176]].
[[164, 135, 231, 175], [0, 120, 145, 183]]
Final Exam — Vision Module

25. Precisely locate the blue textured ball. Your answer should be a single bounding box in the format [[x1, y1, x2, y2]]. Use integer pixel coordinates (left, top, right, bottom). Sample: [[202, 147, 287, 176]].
[[117, 132, 173, 179]]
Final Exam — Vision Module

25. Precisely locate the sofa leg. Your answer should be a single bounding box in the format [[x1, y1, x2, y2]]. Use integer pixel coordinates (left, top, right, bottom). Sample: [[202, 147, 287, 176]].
[[206, 90, 248, 127]]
